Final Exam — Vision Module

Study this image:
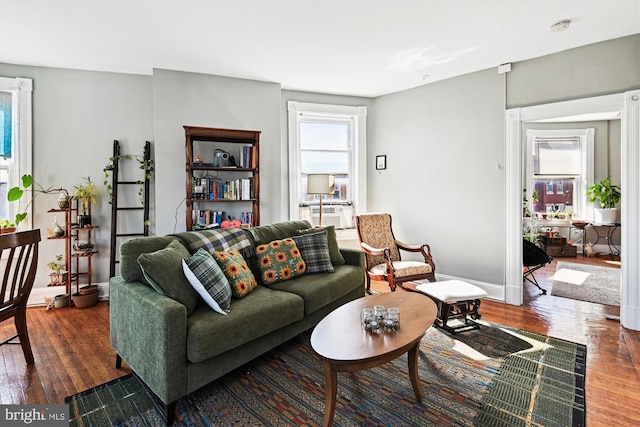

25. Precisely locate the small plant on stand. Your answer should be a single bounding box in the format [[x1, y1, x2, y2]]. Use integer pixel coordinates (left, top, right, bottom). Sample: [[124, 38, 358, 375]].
[[47, 254, 68, 285], [72, 176, 101, 227]]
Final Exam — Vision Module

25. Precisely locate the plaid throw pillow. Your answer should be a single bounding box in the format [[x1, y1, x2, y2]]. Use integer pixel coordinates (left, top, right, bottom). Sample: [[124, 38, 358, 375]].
[[212, 248, 258, 299], [182, 248, 232, 315], [292, 231, 334, 274], [296, 225, 345, 265], [256, 238, 306, 285]]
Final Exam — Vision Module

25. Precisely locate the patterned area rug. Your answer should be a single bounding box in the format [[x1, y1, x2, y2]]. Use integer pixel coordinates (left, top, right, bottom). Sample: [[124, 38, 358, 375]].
[[551, 261, 620, 306], [66, 321, 586, 426]]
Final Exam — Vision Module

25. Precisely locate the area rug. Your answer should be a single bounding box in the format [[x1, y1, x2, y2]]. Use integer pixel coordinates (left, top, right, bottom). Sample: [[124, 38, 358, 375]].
[[66, 322, 586, 427], [551, 261, 620, 306]]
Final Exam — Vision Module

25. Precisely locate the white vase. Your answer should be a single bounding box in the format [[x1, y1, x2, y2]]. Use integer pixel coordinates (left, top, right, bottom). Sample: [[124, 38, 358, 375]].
[[595, 208, 617, 225]]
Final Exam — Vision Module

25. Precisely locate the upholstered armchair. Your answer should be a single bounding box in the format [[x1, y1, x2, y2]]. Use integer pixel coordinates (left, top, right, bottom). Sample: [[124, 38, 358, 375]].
[[356, 213, 436, 292]]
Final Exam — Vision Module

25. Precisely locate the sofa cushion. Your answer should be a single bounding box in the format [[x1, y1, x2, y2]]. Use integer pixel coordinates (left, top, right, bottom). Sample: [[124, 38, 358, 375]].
[[171, 228, 254, 259], [212, 248, 258, 298], [296, 225, 345, 265], [137, 239, 199, 315], [246, 220, 313, 246], [256, 238, 306, 285], [120, 236, 177, 285], [267, 264, 364, 315], [291, 231, 334, 274], [186, 286, 305, 363], [182, 248, 231, 315]]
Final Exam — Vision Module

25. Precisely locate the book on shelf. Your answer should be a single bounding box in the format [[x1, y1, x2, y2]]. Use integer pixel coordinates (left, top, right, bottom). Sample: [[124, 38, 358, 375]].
[[238, 145, 257, 169], [192, 177, 254, 201]]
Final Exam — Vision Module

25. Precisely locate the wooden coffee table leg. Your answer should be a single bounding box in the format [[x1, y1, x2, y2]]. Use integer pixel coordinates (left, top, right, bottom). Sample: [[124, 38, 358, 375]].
[[322, 361, 338, 427], [407, 341, 423, 402]]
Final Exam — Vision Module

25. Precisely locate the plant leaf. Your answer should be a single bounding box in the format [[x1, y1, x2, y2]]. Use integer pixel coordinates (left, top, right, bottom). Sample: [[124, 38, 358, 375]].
[[7, 187, 24, 201], [21, 174, 33, 188], [15, 212, 27, 225]]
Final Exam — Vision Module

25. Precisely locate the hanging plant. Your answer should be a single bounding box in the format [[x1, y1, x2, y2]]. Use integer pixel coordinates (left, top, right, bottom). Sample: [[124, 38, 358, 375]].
[[103, 154, 154, 205]]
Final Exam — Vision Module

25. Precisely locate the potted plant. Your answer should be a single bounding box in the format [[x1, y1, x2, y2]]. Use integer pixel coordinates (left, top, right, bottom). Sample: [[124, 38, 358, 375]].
[[586, 176, 621, 224], [0, 219, 17, 234], [47, 254, 68, 285], [72, 176, 101, 227]]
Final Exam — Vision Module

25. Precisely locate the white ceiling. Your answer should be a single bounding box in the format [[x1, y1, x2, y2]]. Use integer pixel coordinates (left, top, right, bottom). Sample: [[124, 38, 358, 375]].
[[1, 0, 638, 97]]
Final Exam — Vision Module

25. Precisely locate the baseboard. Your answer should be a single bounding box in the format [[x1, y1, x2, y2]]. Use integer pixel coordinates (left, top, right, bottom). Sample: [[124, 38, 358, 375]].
[[28, 282, 110, 307]]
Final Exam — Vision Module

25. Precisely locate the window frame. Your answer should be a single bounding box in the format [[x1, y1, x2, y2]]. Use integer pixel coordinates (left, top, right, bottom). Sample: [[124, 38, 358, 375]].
[[526, 128, 594, 220], [287, 101, 367, 226], [0, 77, 33, 229]]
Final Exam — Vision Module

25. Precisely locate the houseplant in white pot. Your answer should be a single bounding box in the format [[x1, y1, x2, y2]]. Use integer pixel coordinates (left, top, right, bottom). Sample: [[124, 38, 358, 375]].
[[586, 176, 621, 225]]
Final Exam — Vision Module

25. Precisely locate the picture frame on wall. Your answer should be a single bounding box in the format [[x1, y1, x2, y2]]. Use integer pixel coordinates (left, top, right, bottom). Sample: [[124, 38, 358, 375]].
[[376, 155, 386, 170]]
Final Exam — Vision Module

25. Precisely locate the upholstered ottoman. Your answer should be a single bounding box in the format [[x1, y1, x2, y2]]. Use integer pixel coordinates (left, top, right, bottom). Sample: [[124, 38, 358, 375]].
[[416, 280, 488, 333]]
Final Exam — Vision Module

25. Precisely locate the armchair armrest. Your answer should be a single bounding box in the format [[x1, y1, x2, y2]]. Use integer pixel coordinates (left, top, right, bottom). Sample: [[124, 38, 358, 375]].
[[395, 240, 436, 270], [360, 242, 388, 257], [109, 276, 188, 404]]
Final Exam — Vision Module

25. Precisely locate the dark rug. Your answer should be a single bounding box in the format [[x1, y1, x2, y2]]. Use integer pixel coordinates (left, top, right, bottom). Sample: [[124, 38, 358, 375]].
[[66, 322, 586, 426]]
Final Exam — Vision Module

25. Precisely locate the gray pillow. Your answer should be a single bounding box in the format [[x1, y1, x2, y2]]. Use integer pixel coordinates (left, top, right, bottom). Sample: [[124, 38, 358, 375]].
[[292, 231, 334, 274], [296, 225, 345, 265], [182, 248, 232, 315], [137, 240, 199, 315]]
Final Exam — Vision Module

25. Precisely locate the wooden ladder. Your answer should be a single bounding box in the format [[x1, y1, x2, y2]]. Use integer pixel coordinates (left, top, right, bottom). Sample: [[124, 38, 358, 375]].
[[108, 140, 152, 277]]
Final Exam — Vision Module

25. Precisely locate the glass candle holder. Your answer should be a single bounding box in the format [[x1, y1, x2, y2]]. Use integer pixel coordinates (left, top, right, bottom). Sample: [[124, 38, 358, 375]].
[[385, 307, 400, 329], [360, 308, 374, 329]]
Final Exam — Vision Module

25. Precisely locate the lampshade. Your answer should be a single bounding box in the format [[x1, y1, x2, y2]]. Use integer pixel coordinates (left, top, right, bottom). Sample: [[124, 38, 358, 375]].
[[307, 174, 335, 195]]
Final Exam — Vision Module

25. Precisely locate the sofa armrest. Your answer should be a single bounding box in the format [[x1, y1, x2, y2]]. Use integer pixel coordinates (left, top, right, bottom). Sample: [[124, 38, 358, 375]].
[[340, 247, 365, 269], [109, 276, 188, 404]]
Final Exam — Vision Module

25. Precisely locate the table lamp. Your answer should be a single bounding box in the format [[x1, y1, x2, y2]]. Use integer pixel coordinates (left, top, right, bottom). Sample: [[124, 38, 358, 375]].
[[307, 174, 335, 226]]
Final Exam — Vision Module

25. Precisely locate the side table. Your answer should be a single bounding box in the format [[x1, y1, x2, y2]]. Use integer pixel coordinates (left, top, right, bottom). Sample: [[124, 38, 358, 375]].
[[587, 223, 621, 257]]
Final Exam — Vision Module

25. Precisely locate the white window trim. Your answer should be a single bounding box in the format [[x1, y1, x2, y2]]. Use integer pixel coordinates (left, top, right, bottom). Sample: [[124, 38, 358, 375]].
[[525, 128, 594, 220], [1, 77, 33, 229], [287, 101, 367, 222]]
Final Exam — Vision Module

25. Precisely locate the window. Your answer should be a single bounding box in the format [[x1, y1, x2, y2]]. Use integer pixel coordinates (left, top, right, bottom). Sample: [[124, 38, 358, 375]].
[[526, 129, 594, 219], [288, 102, 367, 228], [0, 77, 33, 227]]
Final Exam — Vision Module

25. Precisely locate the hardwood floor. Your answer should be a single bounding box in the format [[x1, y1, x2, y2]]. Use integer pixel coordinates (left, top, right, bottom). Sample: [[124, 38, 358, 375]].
[[1, 254, 638, 426]]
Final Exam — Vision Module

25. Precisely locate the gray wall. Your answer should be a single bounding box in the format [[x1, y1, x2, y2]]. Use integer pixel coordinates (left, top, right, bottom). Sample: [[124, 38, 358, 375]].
[[152, 69, 282, 235], [507, 35, 640, 108], [0, 63, 153, 287], [370, 68, 506, 285]]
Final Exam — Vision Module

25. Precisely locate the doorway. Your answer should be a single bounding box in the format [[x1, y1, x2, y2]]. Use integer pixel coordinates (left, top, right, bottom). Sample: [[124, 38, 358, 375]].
[[505, 90, 640, 330]]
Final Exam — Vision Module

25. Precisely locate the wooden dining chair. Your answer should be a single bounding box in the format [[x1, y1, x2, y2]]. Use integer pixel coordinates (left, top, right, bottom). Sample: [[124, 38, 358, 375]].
[[1, 229, 41, 364]]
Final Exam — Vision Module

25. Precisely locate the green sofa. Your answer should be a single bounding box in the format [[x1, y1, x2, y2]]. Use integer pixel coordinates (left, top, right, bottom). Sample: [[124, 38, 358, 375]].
[[109, 220, 365, 424]]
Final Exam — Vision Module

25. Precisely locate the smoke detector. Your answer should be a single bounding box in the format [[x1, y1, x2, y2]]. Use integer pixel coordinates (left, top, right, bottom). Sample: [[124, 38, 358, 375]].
[[551, 20, 571, 32]]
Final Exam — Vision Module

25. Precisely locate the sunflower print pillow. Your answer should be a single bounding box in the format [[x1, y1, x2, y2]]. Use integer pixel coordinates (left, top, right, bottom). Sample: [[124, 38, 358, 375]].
[[256, 238, 306, 285], [212, 248, 258, 298]]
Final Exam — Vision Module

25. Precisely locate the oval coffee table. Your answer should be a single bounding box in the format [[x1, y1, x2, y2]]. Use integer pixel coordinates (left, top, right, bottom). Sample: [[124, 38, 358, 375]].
[[310, 292, 437, 427]]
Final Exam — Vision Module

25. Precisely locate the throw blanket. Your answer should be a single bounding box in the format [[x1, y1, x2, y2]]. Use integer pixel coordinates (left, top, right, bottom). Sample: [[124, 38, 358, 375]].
[[171, 228, 254, 259]]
